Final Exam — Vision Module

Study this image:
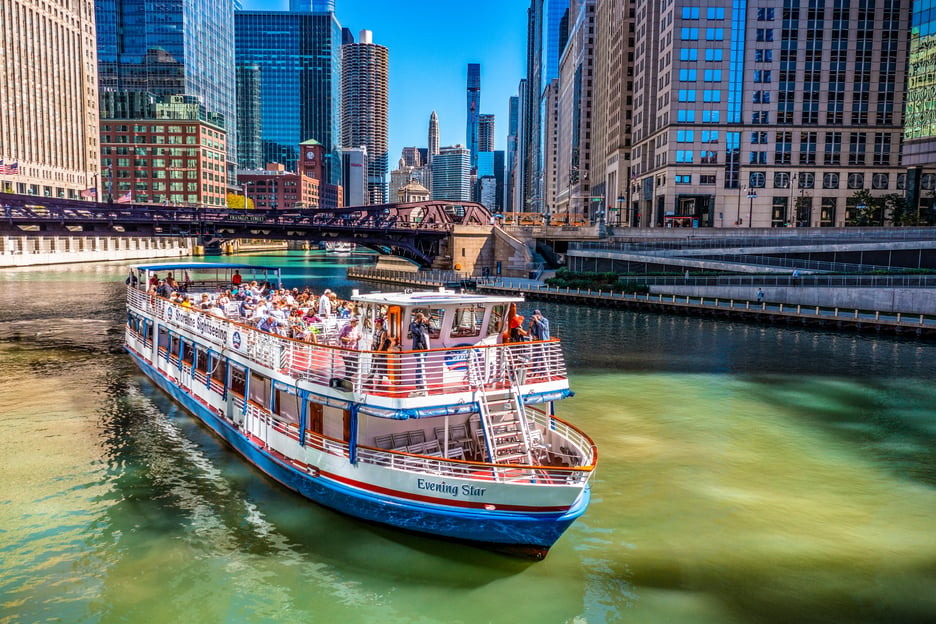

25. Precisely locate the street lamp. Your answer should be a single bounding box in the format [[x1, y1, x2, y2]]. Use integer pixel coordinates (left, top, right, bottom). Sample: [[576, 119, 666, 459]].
[[747, 189, 757, 228], [241, 180, 255, 209]]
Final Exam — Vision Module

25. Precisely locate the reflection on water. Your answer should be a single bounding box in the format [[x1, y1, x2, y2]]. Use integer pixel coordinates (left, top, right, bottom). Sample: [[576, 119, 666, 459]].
[[1, 254, 935, 623]]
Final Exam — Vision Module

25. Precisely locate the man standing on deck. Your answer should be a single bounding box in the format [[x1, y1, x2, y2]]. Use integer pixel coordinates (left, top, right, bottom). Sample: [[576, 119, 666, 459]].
[[528, 310, 550, 378], [338, 317, 362, 383], [409, 312, 431, 391], [318, 289, 333, 318]]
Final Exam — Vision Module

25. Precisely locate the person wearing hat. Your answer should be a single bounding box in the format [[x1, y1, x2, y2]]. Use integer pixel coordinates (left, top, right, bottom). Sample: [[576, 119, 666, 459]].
[[318, 288, 332, 318], [508, 313, 528, 342]]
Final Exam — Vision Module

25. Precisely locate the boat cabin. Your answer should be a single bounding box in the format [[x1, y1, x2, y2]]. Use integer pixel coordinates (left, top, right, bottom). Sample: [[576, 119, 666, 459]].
[[351, 290, 526, 351]]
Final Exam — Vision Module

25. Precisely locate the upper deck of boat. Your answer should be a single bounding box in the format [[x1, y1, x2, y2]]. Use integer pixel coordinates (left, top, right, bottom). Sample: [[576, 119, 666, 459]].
[[125, 262, 571, 416]]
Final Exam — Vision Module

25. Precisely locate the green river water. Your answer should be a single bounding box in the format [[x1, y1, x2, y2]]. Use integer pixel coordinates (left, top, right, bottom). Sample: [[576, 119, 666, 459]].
[[1, 251, 935, 623]]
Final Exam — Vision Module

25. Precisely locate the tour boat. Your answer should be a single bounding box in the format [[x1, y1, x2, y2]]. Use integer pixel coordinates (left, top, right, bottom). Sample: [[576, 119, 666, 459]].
[[123, 262, 597, 558], [325, 241, 355, 254]]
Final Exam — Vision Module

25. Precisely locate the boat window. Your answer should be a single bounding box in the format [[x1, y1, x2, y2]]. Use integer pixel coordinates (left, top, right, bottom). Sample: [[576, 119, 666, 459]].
[[249, 372, 270, 407], [195, 347, 208, 373], [230, 365, 246, 396], [180, 340, 193, 365], [158, 327, 169, 350], [275, 389, 300, 426], [487, 305, 505, 337], [170, 335, 181, 359], [210, 356, 226, 384], [450, 306, 485, 338], [406, 308, 445, 340]]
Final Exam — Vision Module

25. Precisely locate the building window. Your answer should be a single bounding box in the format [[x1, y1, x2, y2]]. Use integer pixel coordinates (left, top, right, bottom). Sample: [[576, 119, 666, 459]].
[[677, 130, 695, 142], [705, 49, 724, 61], [753, 90, 770, 103], [847, 173, 864, 190], [754, 49, 773, 62], [872, 173, 889, 190], [703, 90, 721, 102], [705, 28, 724, 41], [751, 131, 768, 144], [681, 7, 700, 19], [700, 150, 718, 164], [676, 150, 694, 163], [678, 110, 697, 122], [753, 70, 772, 83], [823, 172, 840, 189], [681, 27, 699, 40], [749, 172, 767, 188], [752, 111, 769, 124], [706, 7, 725, 19], [679, 89, 697, 102], [849, 133, 867, 165], [680, 69, 697, 81], [680, 48, 699, 61], [703, 69, 722, 82], [675, 175, 691, 184], [700, 175, 717, 184], [701, 130, 719, 143], [702, 110, 719, 122], [749, 151, 767, 164], [756, 7, 775, 20], [756, 29, 774, 42]]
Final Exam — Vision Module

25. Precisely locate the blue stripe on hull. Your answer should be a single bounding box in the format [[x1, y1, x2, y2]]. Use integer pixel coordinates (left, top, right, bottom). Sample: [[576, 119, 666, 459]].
[[126, 348, 588, 553]]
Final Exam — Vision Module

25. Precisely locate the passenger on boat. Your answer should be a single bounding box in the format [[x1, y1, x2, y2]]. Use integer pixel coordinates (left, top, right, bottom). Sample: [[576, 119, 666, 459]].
[[318, 289, 332, 318], [232, 270, 242, 287], [508, 314, 527, 342], [367, 318, 394, 385], [257, 314, 280, 334], [338, 318, 362, 379]]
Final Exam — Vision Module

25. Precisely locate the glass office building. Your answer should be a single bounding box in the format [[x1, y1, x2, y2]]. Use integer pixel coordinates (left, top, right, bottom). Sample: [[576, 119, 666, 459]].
[[95, 0, 237, 168], [235, 9, 343, 186]]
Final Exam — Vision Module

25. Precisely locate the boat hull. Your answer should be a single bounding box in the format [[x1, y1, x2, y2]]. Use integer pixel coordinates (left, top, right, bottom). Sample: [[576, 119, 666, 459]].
[[126, 347, 588, 556]]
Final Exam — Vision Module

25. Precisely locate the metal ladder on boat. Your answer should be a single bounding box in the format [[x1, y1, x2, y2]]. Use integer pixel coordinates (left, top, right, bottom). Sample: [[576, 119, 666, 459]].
[[467, 350, 534, 465]]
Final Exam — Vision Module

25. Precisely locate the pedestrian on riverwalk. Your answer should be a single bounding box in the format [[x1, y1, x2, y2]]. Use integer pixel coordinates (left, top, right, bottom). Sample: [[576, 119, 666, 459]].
[[792, 268, 800, 285], [757, 288, 764, 304]]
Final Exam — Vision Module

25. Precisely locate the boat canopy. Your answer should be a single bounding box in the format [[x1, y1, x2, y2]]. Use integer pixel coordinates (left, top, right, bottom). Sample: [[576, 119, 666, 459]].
[[351, 291, 523, 307]]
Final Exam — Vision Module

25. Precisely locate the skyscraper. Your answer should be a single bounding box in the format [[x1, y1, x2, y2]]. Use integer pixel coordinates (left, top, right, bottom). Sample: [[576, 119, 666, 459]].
[[236, 64, 263, 171], [341, 29, 389, 204], [235, 5, 342, 185], [96, 0, 237, 168], [466, 64, 481, 170], [479, 114, 496, 152], [904, 0, 936, 219], [431, 145, 471, 201], [0, 0, 99, 199], [625, 0, 909, 228], [428, 111, 440, 166]]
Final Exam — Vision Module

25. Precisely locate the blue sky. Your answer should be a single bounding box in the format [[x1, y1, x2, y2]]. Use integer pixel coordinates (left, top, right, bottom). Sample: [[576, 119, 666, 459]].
[[241, 0, 527, 167]]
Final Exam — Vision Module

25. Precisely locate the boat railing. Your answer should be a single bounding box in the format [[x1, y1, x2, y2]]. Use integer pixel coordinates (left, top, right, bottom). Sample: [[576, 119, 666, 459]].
[[207, 383, 593, 485], [283, 339, 567, 398], [354, 445, 593, 485], [128, 286, 568, 398], [526, 407, 599, 467]]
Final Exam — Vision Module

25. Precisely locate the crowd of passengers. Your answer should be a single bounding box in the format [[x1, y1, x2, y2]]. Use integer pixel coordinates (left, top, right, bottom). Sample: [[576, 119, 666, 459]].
[[140, 269, 552, 351], [145, 270, 363, 345]]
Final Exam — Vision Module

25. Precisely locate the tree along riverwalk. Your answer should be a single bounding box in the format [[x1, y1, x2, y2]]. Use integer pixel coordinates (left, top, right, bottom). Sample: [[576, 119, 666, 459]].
[[474, 278, 936, 337]]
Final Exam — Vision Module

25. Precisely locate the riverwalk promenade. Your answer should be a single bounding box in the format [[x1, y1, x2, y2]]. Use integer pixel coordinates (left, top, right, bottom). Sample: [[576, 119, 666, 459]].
[[346, 265, 936, 337], [474, 277, 936, 337]]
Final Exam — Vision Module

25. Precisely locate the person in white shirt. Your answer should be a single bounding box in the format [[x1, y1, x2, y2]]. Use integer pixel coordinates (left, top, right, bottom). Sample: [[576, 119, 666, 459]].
[[318, 289, 333, 318]]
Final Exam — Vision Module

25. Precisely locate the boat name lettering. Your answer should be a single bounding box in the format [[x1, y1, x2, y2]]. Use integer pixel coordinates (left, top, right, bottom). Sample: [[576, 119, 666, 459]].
[[168, 305, 228, 343], [416, 479, 486, 498]]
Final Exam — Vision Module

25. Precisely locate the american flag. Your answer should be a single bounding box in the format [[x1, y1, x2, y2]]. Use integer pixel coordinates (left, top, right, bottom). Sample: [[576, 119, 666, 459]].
[[0, 161, 19, 175], [80, 187, 97, 198], [115, 191, 132, 204]]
